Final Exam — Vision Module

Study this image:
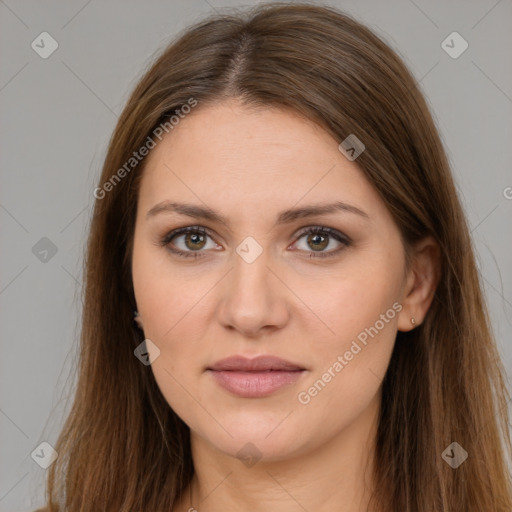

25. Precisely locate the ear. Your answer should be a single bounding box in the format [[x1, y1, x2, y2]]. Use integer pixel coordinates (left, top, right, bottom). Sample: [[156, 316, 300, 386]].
[[134, 311, 144, 330], [397, 235, 441, 332]]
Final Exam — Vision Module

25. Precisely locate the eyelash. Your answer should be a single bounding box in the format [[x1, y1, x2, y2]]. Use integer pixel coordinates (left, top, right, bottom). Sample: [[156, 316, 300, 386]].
[[158, 225, 351, 260]]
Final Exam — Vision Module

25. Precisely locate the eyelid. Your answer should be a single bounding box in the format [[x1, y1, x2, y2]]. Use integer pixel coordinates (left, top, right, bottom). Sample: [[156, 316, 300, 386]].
[[293, 225, 352, 244], [159, 225, 214, 246], [159, 224, 351, 259], [289, 226, 351, 259]]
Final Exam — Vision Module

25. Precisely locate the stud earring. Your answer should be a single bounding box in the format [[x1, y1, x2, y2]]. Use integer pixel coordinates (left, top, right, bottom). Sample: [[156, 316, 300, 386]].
[[411, 317, 416, 325]]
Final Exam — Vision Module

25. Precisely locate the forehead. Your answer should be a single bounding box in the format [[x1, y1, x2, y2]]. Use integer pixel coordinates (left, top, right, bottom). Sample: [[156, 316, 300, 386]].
[[147, 100, 336, 168], [137, 100, 387, 224]]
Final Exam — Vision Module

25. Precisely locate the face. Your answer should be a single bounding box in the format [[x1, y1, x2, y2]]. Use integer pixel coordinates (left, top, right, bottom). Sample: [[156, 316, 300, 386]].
[[131, 99, 410, 462]]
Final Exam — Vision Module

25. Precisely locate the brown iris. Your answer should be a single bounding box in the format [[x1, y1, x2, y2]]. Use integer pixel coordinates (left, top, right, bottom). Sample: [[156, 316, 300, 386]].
[[307, 232, 329, 251], [185, 232, 207, 250]]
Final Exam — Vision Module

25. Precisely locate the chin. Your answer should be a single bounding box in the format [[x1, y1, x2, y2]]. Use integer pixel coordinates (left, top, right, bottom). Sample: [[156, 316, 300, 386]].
[[192, 412, 317, 463]]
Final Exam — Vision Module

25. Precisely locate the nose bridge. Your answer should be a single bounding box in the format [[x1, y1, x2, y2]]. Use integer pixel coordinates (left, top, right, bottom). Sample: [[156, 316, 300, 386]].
[[216, 236, 290, 334], [231, 238, 275, 307], [234, 241, 271, 291]]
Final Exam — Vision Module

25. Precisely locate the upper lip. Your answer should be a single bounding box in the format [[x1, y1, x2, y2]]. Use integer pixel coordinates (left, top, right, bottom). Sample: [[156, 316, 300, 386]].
[[207, 355, 306, 372]]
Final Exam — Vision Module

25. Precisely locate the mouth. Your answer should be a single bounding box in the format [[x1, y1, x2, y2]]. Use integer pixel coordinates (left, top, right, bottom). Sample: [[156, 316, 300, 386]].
[[206, 355, 307, 398]]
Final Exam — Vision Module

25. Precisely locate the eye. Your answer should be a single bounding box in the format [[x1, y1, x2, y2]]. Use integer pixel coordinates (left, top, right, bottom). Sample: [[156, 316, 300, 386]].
[[159, 226, 220, 259], [291, 226, 351, 258], [159, 225, 351, 260]]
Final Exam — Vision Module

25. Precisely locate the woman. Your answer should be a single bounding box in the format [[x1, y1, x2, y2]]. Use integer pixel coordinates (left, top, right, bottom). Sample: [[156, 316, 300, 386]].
[[37, 2, 512, 511]]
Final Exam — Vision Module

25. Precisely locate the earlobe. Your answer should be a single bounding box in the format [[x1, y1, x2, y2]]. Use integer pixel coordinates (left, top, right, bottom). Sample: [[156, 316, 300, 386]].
[[134, 310, 144, 330], [397, 235, 441, 332]]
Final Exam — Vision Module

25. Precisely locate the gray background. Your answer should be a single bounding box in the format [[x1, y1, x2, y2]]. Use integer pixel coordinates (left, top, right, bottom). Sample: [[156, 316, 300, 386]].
[[1, 0, 511, 510]]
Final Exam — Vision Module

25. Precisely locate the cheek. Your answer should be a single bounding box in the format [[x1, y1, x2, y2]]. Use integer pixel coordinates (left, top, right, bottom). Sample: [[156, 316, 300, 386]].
[[132, 250, 214, 426], [132, 242, 213, 340], [148, 356, 220, 444], [293, 305, 397, 442], [302, 263, 401, 351], [295, 262, 401, 409]]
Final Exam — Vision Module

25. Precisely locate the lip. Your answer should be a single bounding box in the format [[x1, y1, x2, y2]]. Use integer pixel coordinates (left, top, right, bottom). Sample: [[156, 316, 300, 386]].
[[206, 355, 307, 398], [208, 355, 306, 372]]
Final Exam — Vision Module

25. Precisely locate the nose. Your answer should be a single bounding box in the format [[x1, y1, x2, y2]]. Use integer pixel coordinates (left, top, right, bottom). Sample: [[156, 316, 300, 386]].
[[215, 248, 291, 338]]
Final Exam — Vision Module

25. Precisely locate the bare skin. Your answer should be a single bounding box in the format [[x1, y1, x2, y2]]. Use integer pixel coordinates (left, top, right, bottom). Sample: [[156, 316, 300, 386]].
[[131, 99, 440, 512]]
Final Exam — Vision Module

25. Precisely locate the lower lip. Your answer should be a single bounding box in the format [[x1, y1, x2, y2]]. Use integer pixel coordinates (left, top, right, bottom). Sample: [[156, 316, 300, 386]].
[[207, 370, 306, 398]]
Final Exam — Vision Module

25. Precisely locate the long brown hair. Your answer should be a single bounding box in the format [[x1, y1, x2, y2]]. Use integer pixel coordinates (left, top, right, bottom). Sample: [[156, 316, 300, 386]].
[[40, 2, 512, 510]]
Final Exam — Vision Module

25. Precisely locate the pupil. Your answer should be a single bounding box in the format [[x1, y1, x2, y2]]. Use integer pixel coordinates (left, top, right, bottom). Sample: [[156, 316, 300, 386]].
[[309, 233, 327, 251], [187, 233, 205, 249]]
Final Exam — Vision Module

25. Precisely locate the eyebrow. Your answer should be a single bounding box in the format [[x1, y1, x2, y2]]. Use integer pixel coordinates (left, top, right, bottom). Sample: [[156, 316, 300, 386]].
[[146, 200, 369, 227]]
